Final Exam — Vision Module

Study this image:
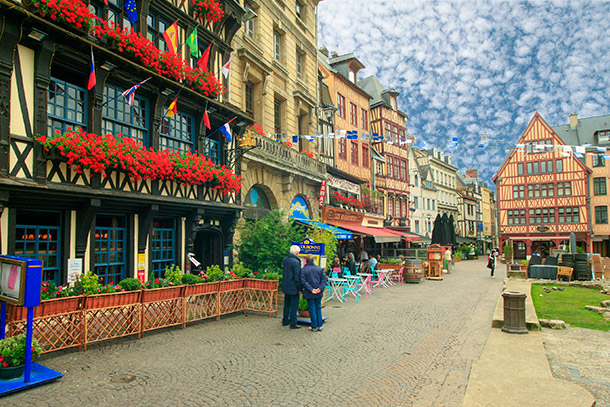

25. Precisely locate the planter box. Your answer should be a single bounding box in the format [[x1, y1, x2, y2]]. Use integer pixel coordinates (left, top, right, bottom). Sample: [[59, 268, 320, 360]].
[[377, 264, 402, 271], [141, 286, 183, 303], [85, 291, 140, 309], [8, 296, 83, 320], [183, 281, 219, 296], [245, 279, 279, 290], [218, 279, 245, 291]]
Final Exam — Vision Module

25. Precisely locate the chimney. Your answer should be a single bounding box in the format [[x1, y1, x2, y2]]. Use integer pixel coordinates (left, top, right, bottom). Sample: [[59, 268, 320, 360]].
[[466, 168, 478, 179], [331, 51, 338, 58], [569, 113, 578, 129], [319, 46, 329, 57]]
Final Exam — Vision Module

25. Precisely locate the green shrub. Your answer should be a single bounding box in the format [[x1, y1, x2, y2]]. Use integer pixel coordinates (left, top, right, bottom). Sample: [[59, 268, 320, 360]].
[[261, 272, 280, 280], [165, 264, 183, 286], [454, 251, 462, 260], [181, 273, 202, 285], [74, 271, 102, 295], [205, 265, 225, 282], [298, 297, 308, 311], [118, 278, 142, 291], [231, 262, 253, 279]]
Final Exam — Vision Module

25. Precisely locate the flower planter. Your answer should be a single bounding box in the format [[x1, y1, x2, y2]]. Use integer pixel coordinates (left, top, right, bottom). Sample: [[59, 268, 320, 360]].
[[297, 310, 310, 318], [85, 291, 140, 309], [245, 279, 279, 290], [183, 281, 219, 296], [8, 296, 83, 321], [378, 264, 402, 271], [218, 279, 245, 291], [0, 365, 25, 380], [141, 286, 183, 303]]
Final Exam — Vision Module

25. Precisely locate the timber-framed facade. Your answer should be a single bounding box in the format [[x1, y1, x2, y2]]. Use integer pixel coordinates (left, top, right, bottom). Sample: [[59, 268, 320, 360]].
[[0, 0, 252, 285], [493, 113, 591, 259]]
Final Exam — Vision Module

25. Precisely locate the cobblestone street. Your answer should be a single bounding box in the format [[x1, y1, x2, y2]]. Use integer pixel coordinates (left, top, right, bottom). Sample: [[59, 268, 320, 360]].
[[4, 258, 504, 406]]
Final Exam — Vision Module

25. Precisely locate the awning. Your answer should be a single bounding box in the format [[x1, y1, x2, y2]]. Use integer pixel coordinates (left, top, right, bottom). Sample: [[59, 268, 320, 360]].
[[334, 223, 402, 243], [505, 236, 573, 242], [294, 218, 353, 239], [386, 229, 422, 242], [456, 236, 476, 244]]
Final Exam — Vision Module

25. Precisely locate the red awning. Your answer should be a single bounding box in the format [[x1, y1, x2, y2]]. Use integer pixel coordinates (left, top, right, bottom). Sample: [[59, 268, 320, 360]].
[[506, 236, 573, 241], [335, 223, 420, 243]]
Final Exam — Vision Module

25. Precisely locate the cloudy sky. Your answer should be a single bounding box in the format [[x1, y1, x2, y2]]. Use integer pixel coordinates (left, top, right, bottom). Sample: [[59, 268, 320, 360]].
[[317, 0, 610, 187]]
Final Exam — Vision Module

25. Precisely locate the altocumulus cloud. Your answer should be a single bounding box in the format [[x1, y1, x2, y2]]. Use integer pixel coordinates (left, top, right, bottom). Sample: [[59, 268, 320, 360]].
[[318, 0, 610, 187]]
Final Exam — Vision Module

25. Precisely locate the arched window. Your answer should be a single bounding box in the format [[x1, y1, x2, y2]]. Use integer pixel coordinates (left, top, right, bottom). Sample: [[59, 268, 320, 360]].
[[244, 186, 271, 209]]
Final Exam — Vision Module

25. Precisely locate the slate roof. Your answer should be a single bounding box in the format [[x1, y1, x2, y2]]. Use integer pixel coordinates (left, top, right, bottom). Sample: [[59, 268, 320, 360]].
[[552, 114, 610, 147]]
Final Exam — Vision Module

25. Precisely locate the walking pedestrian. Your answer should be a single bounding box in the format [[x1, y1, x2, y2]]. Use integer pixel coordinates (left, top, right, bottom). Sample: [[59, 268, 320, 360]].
[[300, 254, 327, 332], [282, 245, 302, 329], [487, 250, 496, 277], [443, 248, 452, 273]]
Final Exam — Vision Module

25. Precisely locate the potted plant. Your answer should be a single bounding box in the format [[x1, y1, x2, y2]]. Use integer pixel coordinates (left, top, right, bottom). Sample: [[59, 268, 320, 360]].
[[520, 259, 529, 271], [0, 334, 44, 380], [297, 298, 309, 318]]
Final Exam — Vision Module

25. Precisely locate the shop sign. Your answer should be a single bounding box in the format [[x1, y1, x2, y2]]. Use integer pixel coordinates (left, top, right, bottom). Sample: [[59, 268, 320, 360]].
[[327, 174, 360, 195], [292, 239, 326, 268], [323, 206, 364, 224], [289, 196, 311, 219], [318, 180, 327, 207], [137, 253, 146, 283]]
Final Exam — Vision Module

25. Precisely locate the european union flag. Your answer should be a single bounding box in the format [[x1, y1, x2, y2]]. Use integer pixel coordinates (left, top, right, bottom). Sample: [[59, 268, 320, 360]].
[[124, 0, 138, 24]]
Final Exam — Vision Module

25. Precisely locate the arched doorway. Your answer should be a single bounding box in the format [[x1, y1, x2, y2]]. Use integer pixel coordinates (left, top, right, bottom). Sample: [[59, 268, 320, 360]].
[[193, 229, 223, 271]]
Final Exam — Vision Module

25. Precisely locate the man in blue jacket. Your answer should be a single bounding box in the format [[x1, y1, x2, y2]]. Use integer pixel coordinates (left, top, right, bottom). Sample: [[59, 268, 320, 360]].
[[282, 245, 302, 329], [301, 254, 327, 331]]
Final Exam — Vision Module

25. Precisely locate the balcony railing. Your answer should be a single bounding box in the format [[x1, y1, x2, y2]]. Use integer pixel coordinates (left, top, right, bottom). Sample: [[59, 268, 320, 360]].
[[243, 133, 326, 180]]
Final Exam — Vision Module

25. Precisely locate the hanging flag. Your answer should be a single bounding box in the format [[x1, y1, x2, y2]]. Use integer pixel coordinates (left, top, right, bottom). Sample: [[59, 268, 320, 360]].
[[162, 21, 179, 54], [87, 48, 96, 90], [197, 43, 212, 71], [306, 135, 315, 142], [203, 108, 211, 130], [186, 27, 198, 57], [104, 0, 108, 4], [347, 131, 358, 140], [122, 78, 150, 107], [292, 135, 299, 143], [372, 132, 379, 141], [220, 123, 232, 142], [220, 57, 232, 78], [167, 97, 178, 117], [124, 0, 138, 24]]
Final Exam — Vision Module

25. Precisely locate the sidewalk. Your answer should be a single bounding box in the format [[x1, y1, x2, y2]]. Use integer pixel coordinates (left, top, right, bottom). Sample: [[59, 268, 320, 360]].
[[463, 278, 596, 407]]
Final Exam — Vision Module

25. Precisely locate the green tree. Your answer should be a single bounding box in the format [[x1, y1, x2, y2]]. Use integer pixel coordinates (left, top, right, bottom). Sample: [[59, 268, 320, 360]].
[[235, 209, 305, 275], [307, 225, 337, 273]]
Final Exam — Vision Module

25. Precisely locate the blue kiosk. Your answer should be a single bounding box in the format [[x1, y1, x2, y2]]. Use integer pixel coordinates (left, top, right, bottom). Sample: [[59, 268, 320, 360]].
[[0, 255, 62, 396]]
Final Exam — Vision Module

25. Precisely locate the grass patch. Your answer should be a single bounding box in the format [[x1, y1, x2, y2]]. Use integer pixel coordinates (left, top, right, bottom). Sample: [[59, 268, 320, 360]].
[[531, 284, 610, 331]]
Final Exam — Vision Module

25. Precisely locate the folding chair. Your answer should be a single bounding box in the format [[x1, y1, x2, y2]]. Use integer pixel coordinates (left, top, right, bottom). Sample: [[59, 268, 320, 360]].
[[391, 267, 404, 285]]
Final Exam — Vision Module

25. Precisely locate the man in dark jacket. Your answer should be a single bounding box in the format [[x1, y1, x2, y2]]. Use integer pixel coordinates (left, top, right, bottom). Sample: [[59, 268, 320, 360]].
[[301, 254, 327, 331], [282, 244, 302, 329]]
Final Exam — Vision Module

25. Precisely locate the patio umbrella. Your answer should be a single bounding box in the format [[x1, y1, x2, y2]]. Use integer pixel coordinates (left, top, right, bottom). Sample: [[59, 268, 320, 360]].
[[448, 214, 457, 247], [441, 213, 451, 245], [570, 232, 576, 254], [431, 214, 442, 244]]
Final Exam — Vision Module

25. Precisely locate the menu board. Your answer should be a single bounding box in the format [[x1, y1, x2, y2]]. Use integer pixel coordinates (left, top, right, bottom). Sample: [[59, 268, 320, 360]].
[[0, 258, 27, 305]]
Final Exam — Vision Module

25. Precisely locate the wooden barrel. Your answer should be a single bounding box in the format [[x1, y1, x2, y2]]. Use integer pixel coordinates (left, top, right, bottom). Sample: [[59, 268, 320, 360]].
[[403, 258, 424, 283]]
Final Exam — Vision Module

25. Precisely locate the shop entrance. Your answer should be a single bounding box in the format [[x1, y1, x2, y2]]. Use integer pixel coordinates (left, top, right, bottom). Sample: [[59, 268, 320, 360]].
[[193, 230, 223, 271]]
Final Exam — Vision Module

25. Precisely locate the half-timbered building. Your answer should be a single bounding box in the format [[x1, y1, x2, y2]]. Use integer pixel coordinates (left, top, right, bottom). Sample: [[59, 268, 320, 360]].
[[358, 75, 410, 228], [553, 113, 610, 256], [493, 113, 591, 259], [0, 0, 251, 285]]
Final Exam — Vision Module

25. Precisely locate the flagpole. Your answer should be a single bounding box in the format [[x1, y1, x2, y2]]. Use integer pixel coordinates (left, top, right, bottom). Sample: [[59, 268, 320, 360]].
[[155, 87, 185, 134], [205, 116, 237, 138], [98, 76, 152, 109]]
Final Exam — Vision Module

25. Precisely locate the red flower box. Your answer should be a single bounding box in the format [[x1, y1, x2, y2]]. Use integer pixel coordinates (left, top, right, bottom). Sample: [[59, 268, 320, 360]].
[[8, 296, 83, 320], [183, 281, 219, 296], [218, 279, 245, 291], [85, 291, 140, 309], [141, 286, 183, 303]]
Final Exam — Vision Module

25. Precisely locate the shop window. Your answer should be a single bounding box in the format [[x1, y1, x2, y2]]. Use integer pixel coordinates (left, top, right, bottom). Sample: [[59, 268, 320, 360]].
[[151, 218, 176, 278], [15, 210, 61, 285], [160, 110, 195, 152], [94, 214, 127, 284], [103, 83, 148, 145], [48, 78, 88, 136]]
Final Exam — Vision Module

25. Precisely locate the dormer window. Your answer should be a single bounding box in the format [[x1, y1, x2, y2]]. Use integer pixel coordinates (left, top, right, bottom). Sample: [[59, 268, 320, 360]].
[[597, 130, 610, 143], [349, 70, 355, 83]]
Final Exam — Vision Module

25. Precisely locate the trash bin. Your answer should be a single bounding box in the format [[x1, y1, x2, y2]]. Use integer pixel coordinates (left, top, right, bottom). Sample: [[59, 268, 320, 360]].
[[502, 291, 528, 334]]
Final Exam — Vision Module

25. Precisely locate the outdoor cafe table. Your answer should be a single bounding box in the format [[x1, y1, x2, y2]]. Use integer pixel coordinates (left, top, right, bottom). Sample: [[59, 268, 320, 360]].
[[356, 273, 372, 294], [343, 275, 360, 299], [327, 277, 347, 302], [375, 269, 391, 289]]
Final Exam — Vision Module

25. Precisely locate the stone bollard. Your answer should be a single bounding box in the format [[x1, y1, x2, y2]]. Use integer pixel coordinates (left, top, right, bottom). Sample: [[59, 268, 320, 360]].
[[502, 291, 528, 334]]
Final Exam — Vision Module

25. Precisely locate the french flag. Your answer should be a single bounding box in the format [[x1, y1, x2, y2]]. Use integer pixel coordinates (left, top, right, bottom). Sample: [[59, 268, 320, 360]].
[[87, 49, 96, 90]]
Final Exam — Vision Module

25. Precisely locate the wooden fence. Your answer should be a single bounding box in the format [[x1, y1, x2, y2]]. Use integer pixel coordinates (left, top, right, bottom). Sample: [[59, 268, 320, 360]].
[[5, 279, 278, 354]]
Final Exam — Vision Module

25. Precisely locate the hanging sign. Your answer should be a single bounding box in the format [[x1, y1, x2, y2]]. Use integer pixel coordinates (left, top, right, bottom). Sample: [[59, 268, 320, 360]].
[[289, 196, 310, 219], [319, 180, 327, 207], [67, 258, 83, 284]]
